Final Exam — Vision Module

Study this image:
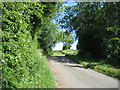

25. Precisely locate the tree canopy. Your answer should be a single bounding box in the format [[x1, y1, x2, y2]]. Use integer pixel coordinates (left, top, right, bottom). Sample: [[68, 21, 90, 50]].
[[59, 2, 120, 61]]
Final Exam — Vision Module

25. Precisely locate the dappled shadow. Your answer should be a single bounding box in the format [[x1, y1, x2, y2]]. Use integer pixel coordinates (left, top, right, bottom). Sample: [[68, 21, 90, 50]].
[[64, 64, 88, 69], [48, 56, 88, 69], [48, 56, 74, 63]]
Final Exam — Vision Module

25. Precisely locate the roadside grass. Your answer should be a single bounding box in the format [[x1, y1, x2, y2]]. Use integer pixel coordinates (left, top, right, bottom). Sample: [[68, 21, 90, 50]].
[[51, 50, 65, 56], [51, 49, 74, 56], [36, 49, 55, 88], [65, 50, 120, 80], [61, 49, 74, 54]]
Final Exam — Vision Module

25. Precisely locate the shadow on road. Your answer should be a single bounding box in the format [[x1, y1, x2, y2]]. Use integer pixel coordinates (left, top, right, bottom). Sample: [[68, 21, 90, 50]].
[[64, 64, 87, 69], [48, 56, 74, 63], [48, 56, 87, 69], [48, 50, 77, 63]]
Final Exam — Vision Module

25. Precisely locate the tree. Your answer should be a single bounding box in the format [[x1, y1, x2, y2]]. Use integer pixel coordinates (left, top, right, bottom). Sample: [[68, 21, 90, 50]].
[[60, 2, 120, 60]]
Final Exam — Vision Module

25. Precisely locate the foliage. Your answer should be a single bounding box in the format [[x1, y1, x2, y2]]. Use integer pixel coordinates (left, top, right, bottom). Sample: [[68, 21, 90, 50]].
[[56, 4, 75, 50], [60, 2, 120, 61], [105, 26, 120, 62], [37, 21, 60, 55], [51, 49, 74, 56], [60, 31, 74, 50], [37, 2, 60, 54], [2, 2, 58, 88]]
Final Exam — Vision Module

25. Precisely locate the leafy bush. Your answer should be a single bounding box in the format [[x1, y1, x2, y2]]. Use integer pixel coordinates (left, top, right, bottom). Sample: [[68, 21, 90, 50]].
[[106, 26, 120, 62], [2, 2, 57, 88]]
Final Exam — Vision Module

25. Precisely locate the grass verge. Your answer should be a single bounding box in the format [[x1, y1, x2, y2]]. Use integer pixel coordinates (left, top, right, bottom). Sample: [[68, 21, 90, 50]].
[[51, 49, 74, 56], [35, 49, 56, 88]]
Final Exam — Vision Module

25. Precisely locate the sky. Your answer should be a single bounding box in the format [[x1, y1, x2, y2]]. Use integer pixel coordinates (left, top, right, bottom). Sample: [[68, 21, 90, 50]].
[[53, 40, 78, 50], [52, 2, 78, 51], [70, 40, 78, 50]]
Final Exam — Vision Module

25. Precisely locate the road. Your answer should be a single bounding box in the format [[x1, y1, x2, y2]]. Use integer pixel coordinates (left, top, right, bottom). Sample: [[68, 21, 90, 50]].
[[47, 56, 119, 88]]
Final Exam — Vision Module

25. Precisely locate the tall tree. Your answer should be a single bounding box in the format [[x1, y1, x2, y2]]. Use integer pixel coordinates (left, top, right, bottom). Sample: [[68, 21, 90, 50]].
[[60, 2, 120, 60]]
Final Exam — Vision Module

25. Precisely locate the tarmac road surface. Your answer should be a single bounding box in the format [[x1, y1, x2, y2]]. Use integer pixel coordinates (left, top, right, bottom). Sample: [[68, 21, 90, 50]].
[[47, 56, 119, 88]]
